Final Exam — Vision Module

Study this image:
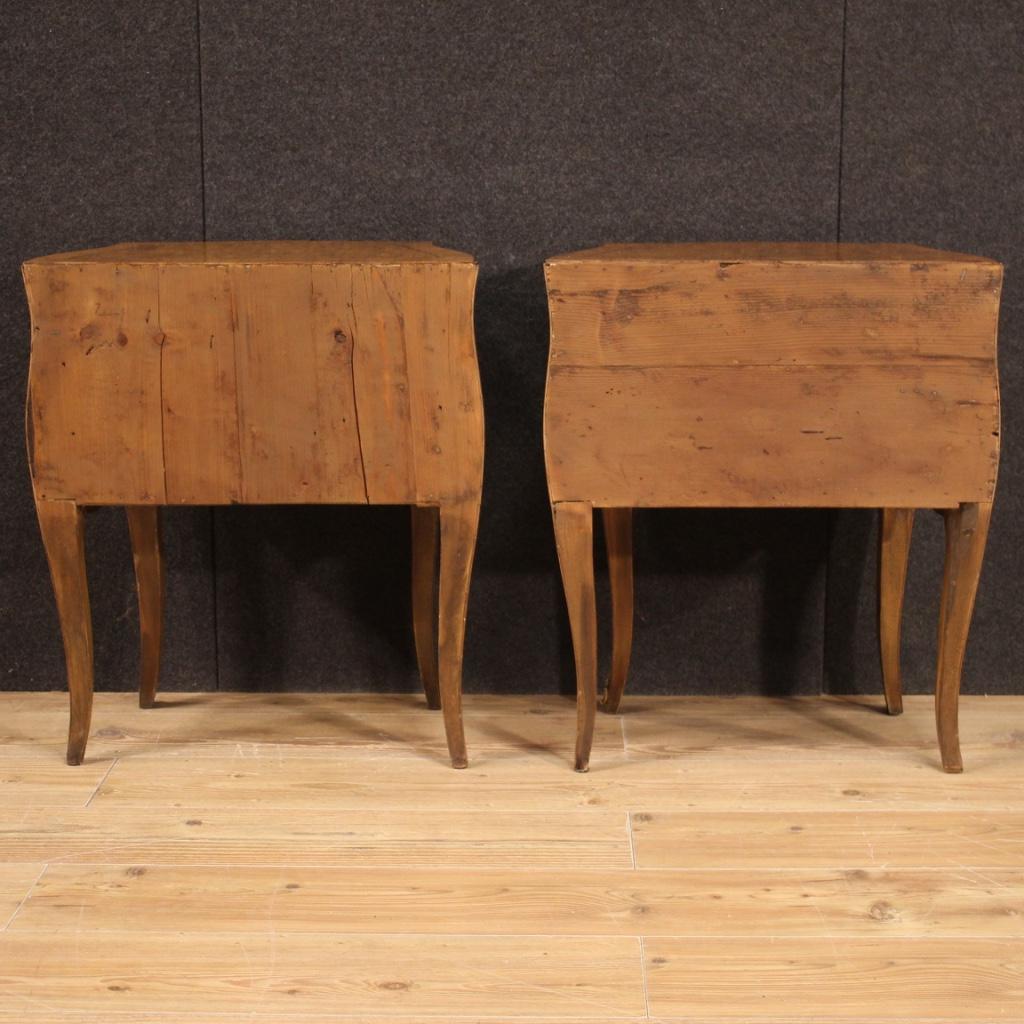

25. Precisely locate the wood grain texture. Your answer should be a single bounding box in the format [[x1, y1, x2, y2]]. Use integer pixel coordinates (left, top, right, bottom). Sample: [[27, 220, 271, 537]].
[[126, 507, 163, 709], [547, 255, 1001, 366], [552, 501, 597, 771], [15, 864, 1024, 938], [34, 500, 92, 765], [546, 363, 998, 508], [1, 692, 1023, 1021], [879, 507, 915, 715], [645, 937, 1024, 1019], [0, 932, 644, 1016], [88, 747, 1024, 813], [411, 505, 441, 709], [936, 502, 994, 772], [25, 262, 166, 504], [0, 865, 44, 930], [0, 807, 633, 869], [157, 263, 241, 502], [544, 247, 1001, 508], [29, 241, 474, 265], [600, 507, 633, 714], [24, 244, 481, 508], [632, 810, 1024, 869]]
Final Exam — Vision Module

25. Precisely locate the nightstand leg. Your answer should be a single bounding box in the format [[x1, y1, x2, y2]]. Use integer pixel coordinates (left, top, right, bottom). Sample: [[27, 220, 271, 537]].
[[878, 508, 914, 715], [438, 500, 479, 768], [411, 505, 441, 710], [553, 501, 597, 772], [35, 499, 93, 765], [600, 507, 634, 714], [936, 501, 992, 773], [127, 507, 164, 709]]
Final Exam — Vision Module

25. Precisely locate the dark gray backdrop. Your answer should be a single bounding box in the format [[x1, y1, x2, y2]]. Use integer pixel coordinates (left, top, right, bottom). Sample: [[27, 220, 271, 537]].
[[2, 1, 1020, 698]]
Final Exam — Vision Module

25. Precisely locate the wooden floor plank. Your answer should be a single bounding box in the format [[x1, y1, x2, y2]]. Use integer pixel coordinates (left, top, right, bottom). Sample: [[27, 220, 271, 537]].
[[13, 864, 1024, 939], [91, 747, 1024, 812], [645, 937, 1024, 1019], [0, 932, 645, 1016], [0, 865, 44, 930], [0, 807, 632, 869], [632, 810, 1024, 869], [0, 756, 115, 807], [621, 694, 1024, 756], [0, 697, 624, 756], [3, 692, 1023, 1022], [0, 1015, 642, 1024], [5, 692, 1020, 755]]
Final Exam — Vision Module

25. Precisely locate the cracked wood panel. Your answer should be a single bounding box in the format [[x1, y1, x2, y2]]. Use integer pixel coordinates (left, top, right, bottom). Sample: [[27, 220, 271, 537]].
[[544, 247, 1001, 508], [230, 262, 365, 504], [23, 245, 480, 508], [159, 263, 241, 503]]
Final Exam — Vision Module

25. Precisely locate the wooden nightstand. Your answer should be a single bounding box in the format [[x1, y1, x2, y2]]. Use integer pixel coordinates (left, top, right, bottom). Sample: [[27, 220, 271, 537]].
[[544, 243, 1002, 772], [24, 241, 484, 767]]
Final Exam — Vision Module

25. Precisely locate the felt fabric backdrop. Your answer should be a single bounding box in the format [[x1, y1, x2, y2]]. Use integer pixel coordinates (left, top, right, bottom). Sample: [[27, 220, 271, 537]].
[[2, 1, 1020, 697]]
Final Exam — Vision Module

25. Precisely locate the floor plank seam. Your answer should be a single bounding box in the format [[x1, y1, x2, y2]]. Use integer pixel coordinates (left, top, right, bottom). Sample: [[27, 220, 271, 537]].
[[82, 756, 118, 807], [0, 864, 47, 931], [639, 935, 652, 1020]]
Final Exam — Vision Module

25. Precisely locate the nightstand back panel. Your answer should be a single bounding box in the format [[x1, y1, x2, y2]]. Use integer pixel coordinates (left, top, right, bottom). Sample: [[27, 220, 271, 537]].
[[26, 260, 481, 507], [545, 257, 1001, 509]]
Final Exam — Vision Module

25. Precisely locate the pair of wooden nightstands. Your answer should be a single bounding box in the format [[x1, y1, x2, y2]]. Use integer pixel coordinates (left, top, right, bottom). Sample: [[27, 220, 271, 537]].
[[24, 242, 1002, 773]]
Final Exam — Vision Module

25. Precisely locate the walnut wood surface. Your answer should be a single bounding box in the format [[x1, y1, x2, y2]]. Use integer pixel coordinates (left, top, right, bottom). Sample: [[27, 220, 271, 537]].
[[24, 247, 482, 507], [24, 242, 483, 767], [545, 243, 1001, 772], [125, 507, 164, 710], [600, 507, 633, 715], [878, 507, 915, 715]]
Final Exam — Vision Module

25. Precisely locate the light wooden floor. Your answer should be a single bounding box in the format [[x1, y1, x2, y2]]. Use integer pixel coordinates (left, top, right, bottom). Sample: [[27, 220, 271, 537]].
[[0, 691, 1022, 1022]]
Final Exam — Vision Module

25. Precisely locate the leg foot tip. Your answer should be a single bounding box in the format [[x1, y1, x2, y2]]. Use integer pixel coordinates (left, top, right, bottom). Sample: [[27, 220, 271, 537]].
[[450, 757, 468, 770], [426, 698, 441, 711], [574, 760, 590, 773], [66, 753, 84, 766], [942, 762, 964, 774], [886, 705, 903, 716], [139, 696, 156, 709]]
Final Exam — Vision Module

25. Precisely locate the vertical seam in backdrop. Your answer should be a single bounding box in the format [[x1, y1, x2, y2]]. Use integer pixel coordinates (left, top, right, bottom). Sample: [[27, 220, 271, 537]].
[[822, 0, 850, 695], [195, 0, 219, 691]]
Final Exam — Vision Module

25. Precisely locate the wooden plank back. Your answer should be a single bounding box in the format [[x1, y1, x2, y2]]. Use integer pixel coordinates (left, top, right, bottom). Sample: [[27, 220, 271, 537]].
[[544, 248, 1002, 508], [24, 248, 482, 508], [25, 263, 166, 504]]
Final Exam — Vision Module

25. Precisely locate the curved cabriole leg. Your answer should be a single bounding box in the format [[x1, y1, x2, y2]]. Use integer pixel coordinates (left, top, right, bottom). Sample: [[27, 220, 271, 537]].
[[437, 500, 480, 768], [600, 507, 634, 714], [35, 499, 93, 765], [935, 501, 992, 773], [126, 507, 164, 709], [878, 507, 914, 716], [552, 501, 597, 772], [411, 505, 441, 710]]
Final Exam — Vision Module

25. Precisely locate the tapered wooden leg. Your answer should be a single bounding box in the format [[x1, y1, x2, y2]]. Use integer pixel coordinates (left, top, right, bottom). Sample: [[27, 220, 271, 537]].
[[35, 499, 93, 765], [411, 505, 441, 710], [935, 501, 992, 773], [878, 507, 914, 716], [437, 500, 479, 768], [126, 507, 164, 709], [552, 501, 597, 772], [600, 507, 633, 714]]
